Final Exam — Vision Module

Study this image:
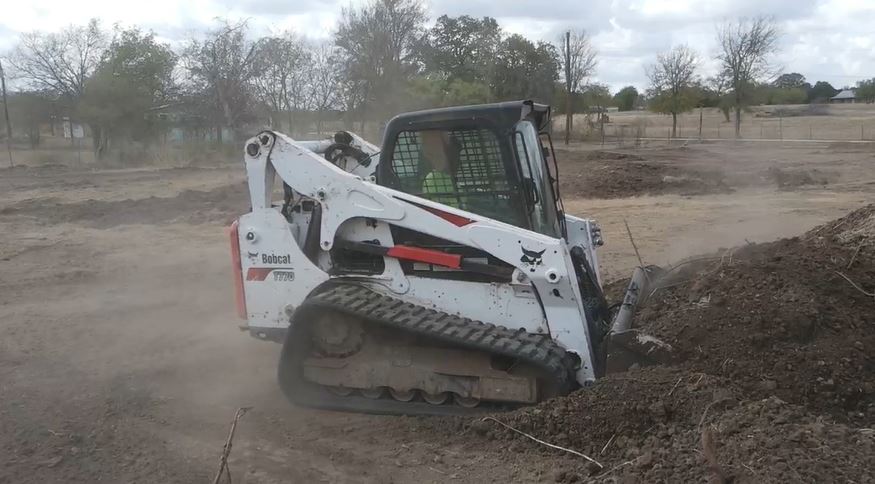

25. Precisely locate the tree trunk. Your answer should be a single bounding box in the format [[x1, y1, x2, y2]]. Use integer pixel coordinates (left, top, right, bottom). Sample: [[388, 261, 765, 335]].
[[671, 112, 678, 138], [216, 125, 223, 144], [734, 107, 741, 138]]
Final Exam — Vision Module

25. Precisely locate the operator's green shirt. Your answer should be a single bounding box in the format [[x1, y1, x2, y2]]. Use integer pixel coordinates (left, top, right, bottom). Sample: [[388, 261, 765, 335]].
[[422, 170, 462, 208]]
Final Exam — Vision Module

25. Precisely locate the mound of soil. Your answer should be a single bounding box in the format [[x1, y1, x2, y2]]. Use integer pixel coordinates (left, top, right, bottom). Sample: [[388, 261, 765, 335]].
[[766, 166, 834, 190], [472, 369, 873, 483], [0, 182, 248, 228], [638, 205, 875, 422], [556, 149, 732, 199], [470, 205, 875, 482]]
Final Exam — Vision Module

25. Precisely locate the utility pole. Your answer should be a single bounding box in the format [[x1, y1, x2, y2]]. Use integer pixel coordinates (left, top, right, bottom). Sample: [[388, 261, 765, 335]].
[[0, 58, 13, 167], [564, 31, 572, 145]]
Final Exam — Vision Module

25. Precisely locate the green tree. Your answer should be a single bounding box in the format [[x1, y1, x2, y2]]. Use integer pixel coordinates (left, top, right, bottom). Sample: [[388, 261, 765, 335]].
[[5, 91, 54, 148], [335, 0, 427, 123], [491, 34, 559, 102], [807, 81, 839, 103], [417, 15, 501, 84], [79, 28, 176, 159], [647, 45, 698, 137], [581, 83, 612, 116], [773, 72, 809, 89], [613, 86, 639, 111], [856, 78, 875, 103]]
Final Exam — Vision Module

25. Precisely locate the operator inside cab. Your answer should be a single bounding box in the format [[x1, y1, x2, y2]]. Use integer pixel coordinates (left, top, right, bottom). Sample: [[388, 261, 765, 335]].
[[419, 130, 464, 209]]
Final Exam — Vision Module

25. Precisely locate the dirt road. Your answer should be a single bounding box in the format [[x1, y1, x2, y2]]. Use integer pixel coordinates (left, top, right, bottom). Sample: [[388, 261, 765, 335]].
[[1, 141, 871, 483]]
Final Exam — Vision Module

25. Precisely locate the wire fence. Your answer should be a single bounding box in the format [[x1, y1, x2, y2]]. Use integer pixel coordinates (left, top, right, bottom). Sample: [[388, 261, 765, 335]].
[[557, 108, 875, 147]]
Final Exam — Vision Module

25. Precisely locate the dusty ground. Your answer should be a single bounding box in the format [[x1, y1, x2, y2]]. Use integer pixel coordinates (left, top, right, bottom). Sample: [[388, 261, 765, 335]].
[[1, 140, 873, 483]]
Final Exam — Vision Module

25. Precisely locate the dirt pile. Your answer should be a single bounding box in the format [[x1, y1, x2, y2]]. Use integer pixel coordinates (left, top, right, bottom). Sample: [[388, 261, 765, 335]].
[[556, 149, 731, 199], [638, 204, 875, 421], [0, 182, 248, 228], [473, 205, 875, 482], [766, 166, 834, 190], [473, 369, 873, 483]]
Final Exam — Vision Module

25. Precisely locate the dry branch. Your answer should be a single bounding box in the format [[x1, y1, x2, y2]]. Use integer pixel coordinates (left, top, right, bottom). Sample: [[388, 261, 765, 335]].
[[481, 417, 603, 469], [847, 241, 865, 269], [834, 271, 875, 299], [213, 406, 253, 484], [623, 219, 649, 284]]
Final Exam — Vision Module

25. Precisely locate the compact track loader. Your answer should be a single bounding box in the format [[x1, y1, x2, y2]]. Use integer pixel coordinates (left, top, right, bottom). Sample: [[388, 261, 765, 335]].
[[229, 101, 669, 415]]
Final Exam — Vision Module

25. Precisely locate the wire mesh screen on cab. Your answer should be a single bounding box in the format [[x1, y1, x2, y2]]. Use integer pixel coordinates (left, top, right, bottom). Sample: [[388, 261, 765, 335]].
[[390, 129, 522, 226]]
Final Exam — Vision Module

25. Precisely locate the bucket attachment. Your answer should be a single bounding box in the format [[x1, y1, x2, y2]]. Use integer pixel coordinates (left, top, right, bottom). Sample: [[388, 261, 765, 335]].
[[605, 266, 675, 373]]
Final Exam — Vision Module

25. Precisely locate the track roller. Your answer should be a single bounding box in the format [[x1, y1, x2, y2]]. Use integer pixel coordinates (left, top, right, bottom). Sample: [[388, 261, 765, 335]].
[[360, 387, 384, 399], [453, 394, 480, 408], [388, 388, 416, 402], [421, 392, 449, 405]]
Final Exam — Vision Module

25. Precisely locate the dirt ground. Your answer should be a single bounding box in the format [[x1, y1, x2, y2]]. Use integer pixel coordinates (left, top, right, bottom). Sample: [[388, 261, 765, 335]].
[[1, 140, 873, 483]]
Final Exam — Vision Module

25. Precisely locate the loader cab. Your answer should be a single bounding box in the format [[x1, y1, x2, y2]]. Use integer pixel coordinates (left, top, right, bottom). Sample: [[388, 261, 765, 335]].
[[378, 100, 566, 239]]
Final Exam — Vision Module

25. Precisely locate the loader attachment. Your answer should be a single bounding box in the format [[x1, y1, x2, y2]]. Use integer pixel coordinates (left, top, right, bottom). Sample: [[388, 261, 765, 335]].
[[604, 266, 675, 373]]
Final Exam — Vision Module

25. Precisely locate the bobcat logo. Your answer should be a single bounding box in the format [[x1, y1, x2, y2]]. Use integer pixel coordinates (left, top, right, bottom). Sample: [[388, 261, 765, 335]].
[[520, 247, 545, 272]]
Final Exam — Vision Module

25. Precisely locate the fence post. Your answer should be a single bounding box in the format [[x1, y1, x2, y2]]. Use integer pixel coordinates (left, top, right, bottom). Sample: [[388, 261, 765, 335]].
[[717, 124, 720, 139], [862, 125, 865, 141], [760, 123, 763, 138], [809, 125, 812, 140], [779, 117, 783, 140], [698, 107, 703, 140]]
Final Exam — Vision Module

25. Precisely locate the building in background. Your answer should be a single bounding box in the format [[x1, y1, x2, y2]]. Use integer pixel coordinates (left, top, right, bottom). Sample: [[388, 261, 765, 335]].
[[830, 89, 857, 104]]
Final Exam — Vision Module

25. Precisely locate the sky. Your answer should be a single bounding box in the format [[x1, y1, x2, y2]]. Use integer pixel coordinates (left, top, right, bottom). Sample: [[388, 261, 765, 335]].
[[1, 0, 873, 92]]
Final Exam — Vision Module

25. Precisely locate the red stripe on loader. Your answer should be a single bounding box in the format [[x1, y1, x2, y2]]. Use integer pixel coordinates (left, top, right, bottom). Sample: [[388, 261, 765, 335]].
[[246, 267, 274, 281], [228, 220, 247, 319], [387, 245, 462, 269]]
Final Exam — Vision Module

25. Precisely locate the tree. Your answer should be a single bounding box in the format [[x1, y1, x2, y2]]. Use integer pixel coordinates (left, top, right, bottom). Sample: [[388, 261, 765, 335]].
[[5, 91, 54, 148], [78, 28, 176, 159], [773, 72, 808, 89], [251, 33, 309, 131], [308, 43, 341, 134], [558, 29, 597, 143], [807, 81, 839, 103], [491, 34, 559, 103], [335, 0, 427, 124], [613, 86, 639, 111], [9, 19, 107, 147], [182, 20, 259, 142], [856, 78, 875, 103], [9, 19, 107, 101], [716, 17, 780, 137], [647, 45, 698, 137], [418, 15, 501, 85]]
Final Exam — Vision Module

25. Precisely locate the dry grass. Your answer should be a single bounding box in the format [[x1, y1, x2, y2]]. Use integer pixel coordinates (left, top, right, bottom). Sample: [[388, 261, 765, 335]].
[[557, 104, 875, 141]]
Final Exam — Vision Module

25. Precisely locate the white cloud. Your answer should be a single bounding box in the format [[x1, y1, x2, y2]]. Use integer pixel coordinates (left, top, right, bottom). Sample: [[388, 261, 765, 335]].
[[1, 0, 872, 92]]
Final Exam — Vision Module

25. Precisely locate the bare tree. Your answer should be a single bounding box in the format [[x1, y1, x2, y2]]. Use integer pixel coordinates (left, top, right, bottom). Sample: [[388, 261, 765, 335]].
[[307, 43, 340, 135], [558, 29, 597, 144], [716, 17, 780, 137], [251, 33, 308, 131], [182, 20, 259, 142], [9, 19, 107, 100], [647, 45, 698, 138]]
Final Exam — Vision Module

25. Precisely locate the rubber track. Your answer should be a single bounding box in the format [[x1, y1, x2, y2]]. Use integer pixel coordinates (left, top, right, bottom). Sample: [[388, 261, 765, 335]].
[[278, 281, 577, 416]]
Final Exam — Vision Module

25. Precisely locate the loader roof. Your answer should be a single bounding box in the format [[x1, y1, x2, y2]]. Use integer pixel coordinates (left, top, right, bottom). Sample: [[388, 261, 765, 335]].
[[383, 100, 551, 137]]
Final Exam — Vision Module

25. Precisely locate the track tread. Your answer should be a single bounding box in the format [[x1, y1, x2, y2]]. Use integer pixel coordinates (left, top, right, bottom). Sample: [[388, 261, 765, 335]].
[[302, 283, 575, 392]]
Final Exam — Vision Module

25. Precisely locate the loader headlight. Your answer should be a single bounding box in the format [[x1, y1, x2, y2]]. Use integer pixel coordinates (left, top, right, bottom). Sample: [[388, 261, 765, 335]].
[[590, 223, 604, 247]]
